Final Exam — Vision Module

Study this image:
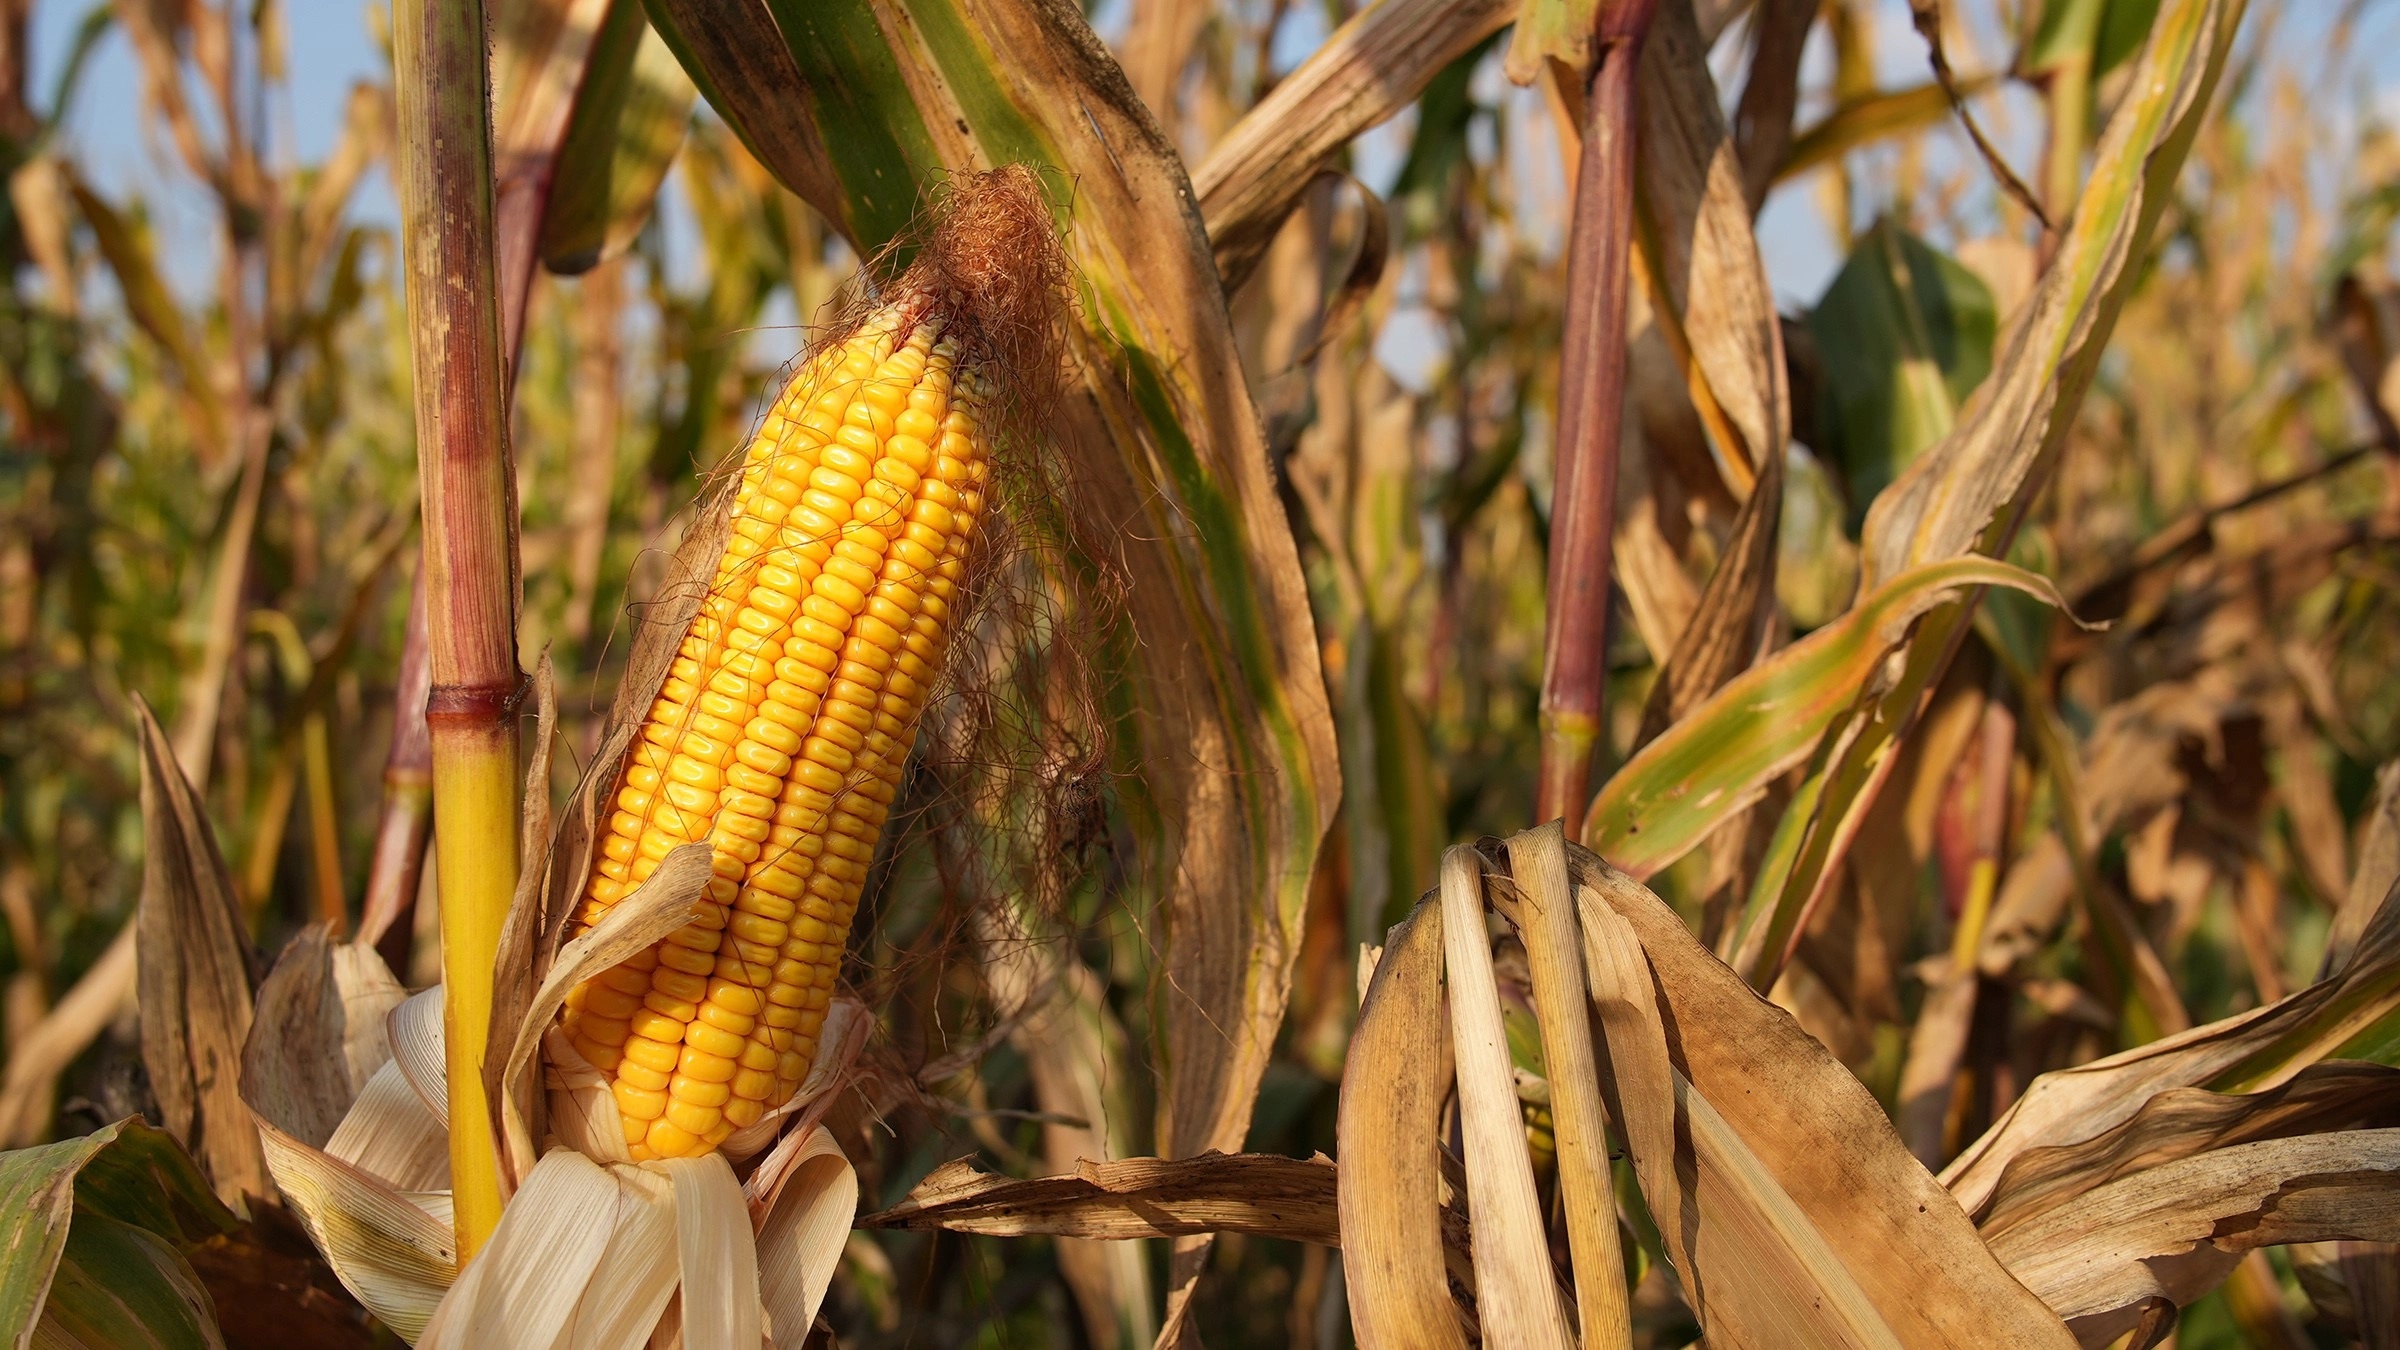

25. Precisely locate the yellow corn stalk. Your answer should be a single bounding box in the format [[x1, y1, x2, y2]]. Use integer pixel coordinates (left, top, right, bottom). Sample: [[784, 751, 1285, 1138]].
[[561, 301, 995, 1159]]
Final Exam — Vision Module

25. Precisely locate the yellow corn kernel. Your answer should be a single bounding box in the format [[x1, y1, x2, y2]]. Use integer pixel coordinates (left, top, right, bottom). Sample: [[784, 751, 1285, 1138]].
[[565, 308, 993, 1159]]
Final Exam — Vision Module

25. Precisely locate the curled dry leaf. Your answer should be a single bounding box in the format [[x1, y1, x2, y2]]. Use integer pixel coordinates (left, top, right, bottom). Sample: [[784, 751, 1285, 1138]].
[[390, 987, 448, 1127], [255, 1116, 457, 1342], [242, 928, 406, 1151], [1566, 845, 2072, 1346], [1945, 888, 2400, 1218], [861, 1152, 1340, 1247], [324, 1062, 451, 1194], [1975, 1062, 2400, 1239], [1987, 1130, 2400, 1347], [1337, 890, 1469, 1350], [132, 694, 269, 1208], [1191, 0, 1515, 290]]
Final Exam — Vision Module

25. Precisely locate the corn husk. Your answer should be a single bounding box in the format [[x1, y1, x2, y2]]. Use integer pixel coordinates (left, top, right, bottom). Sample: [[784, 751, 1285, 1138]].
[[388, 986, 448, 1127], [250, 927, 867, 1346], [750, 1126, 859, 1346], [256, 1114, 456, 1340]]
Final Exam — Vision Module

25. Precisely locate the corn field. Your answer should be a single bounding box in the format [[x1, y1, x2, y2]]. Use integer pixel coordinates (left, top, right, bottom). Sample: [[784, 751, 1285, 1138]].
[[5, 0, 2400, 1344]]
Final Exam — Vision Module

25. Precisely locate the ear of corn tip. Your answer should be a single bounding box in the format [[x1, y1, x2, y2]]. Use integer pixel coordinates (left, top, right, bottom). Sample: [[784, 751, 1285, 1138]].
[[560, 302, 991, 1159]]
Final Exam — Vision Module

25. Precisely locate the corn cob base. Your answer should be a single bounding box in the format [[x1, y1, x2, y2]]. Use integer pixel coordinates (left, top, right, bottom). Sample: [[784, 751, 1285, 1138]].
[[561, 300, 991, 1160]]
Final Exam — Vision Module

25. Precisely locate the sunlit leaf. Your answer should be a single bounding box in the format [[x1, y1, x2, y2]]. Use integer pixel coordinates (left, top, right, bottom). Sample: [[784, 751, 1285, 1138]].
[[1736, 0, 2247, 992], [540, 0, 695, 274], [1778, 80, 1991, 186], [1584, 556, 2071, 879]]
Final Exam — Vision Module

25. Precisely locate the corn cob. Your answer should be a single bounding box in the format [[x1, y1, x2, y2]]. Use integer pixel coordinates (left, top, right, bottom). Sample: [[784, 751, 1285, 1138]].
[[561, 299, 992, 1161]]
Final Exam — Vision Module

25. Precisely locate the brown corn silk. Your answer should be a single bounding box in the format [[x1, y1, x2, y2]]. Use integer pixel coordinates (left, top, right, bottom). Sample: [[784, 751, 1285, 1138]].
[[560, 168, 1065, 1161]]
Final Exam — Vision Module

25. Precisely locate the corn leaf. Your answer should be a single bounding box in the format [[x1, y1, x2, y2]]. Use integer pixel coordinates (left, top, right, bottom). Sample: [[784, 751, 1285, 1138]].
[[1973, 1061, 2400, 1239], [1621, 0, 1793, 741], [1633, 0, 1789, 481], [862, 1153, 1339, 1245], [256, 1116, 457, 1340], [1564, 848, 2076, 1345], [1505, 826, 1630, 1344], [1191, 0, 1516, 289], [642, 0, 1340, 1182], [130, 695, 269, 1209], [750, 1127, 855, 1349], [0, 1121, 243, 1350], [1708, 0, 2246, 989], [539, 0, 694, 273], [1438, 845, 1575, 1347], [2029, 0, 2165, 78], [1583, 556, 2071, 877], [1989, 1130, 2400, 1346], [1808, 220, 1997, 524], [1709, 0, 2248, 989], [1337, 893, 1470, 1349], [1777, 79, 1995, 185], [634, 2, 842, 230], [35, 1209, 222, 1350], [1863, 0, 2240, 581], [1945, 887, 2400, 1216]]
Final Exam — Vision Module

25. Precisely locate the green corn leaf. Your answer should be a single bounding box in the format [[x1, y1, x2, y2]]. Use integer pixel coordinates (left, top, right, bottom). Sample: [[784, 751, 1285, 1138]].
[[1808, 219, 1997, 527], [0, 1120, 240, 1350], [637, 0, 1342, 1181], [1732, 0, 2246, 993], [1583, 556, 2071, 880], [540, 0, 696, 275], [35, 1210, 222, 1350], [2030, 0, 2164, 78]]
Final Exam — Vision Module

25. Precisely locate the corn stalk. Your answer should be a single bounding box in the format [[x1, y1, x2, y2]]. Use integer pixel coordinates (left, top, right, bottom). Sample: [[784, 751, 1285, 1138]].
[[391, 0, 523, 1259]]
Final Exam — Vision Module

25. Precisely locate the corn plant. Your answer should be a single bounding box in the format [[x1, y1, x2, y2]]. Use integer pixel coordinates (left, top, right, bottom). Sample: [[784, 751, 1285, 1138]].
[[7, 0, 2400, 1346]]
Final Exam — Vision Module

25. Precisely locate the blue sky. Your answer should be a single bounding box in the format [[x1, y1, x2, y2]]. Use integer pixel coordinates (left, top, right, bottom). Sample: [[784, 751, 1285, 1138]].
[[29, 1, 2400, 314], [32, 1, 397, 295]]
